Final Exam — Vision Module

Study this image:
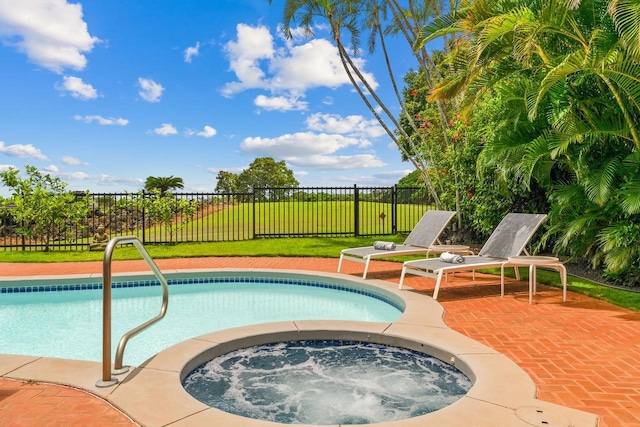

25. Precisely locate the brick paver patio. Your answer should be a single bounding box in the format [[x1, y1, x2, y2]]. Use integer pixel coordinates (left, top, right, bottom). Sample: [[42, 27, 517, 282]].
[[1, 256, 639, 426]]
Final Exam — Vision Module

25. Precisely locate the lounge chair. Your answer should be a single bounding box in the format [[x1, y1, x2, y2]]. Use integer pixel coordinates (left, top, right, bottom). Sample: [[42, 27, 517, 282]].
[[337, 210, 457, 278], [398, 213, 548, 299]]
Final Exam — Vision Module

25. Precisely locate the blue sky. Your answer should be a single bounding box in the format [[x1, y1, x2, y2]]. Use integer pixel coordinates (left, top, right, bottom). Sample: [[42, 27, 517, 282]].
[[0, 0, 419, 195]]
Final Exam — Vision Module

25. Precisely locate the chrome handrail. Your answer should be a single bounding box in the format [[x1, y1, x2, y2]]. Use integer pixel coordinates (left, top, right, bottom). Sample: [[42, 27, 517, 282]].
[[96, 236, 169, 388]]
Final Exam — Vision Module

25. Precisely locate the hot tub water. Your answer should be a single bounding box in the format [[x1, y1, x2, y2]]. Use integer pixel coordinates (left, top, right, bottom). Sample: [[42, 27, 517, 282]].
[[182, 340, 472, 425]]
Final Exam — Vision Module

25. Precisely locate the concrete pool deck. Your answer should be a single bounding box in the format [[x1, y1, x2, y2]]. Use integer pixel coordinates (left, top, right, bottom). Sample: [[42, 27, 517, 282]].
[[1, 257, 639, 426]]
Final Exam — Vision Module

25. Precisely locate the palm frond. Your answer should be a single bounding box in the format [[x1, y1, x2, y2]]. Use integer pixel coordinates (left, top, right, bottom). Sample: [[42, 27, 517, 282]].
[[608, 0, 640, 61], [531, 49, 586, 120], [583, 155, 623, 205], [603, 62, 640, 112], [620, 183, 640, 214]]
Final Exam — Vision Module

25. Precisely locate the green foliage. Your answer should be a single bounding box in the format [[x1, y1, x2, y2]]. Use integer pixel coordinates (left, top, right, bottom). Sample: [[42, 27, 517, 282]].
[[396, 170, 421, 187], [0, 166, 89, 251], [428, 0, 640, 283], [215, 157, 299, 200], [214, 170, 238, 193], [144, 176, 184, 195], [400, 69, 549, 241], [128, 190, 198, 243]]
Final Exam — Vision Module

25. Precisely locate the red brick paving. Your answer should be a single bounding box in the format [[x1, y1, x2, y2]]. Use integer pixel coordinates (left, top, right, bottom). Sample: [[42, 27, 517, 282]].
[[2, 256, 640, 426]]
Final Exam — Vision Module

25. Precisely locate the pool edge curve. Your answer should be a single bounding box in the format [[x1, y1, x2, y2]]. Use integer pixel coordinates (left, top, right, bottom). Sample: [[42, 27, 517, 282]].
[[0, 269, 598, 427]]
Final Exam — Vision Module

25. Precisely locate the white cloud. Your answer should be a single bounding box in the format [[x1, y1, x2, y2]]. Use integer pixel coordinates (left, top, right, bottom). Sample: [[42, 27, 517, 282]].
[[306, 113, 386, 138], [196, 125, 217, 138], [206, 166, 245, 175], [44, 164, 59, 173], [0, 0, 99, 73], [94, 173, 143, 187], [221, 24, 274, 96], [254, 95, 307, 112], [50, 169, 143, 187], [0, 140, 47, 160], [56, 76, 97, 100], [270, 38, 376, 91], [240, 132, 383, 169], [186, 125, 217, 138], [138, 77, 164, 102], [74, 114, 128, 126], [0, 164, 16, 172], [151, 123, 177, 136], [61, 155, 87, 165], [288, 154, 385, 169], [184, 41, 200, 63], [221, 24, 377, 101]]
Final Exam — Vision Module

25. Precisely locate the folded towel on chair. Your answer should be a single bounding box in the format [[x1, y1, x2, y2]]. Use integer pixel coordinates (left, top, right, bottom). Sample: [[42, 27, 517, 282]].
[[440, 251, 465, 264], [374, 241, 396, 250]]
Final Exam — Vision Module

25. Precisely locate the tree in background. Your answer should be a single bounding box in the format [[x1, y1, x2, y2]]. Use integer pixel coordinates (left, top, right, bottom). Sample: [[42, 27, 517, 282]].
[[144, 175, 184, 195], [214, 170, 238, 193], [123, 189, 198, 244], [215, 157, 299, 200], [0, 166, 89, 251], [236, 158, 299, 191]]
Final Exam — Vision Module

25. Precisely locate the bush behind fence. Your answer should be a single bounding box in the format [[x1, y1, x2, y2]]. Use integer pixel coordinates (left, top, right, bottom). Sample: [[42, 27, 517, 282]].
[[0, 186, 432, 251]]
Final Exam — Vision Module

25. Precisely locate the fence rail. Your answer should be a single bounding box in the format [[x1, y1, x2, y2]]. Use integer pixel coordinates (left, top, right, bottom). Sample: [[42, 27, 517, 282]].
[[0, 186, 433, 251]]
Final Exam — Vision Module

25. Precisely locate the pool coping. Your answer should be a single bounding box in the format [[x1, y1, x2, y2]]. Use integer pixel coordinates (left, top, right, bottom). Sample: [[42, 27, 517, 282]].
[[0, 269, 598, 427]]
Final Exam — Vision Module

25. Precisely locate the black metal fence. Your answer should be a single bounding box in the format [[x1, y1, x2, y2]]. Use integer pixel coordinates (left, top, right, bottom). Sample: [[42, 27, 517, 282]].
[[0, 186, 432, 251]]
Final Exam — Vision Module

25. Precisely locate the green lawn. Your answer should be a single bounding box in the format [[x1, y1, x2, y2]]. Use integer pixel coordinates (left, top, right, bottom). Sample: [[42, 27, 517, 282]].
[[2, 236, 639, 312]]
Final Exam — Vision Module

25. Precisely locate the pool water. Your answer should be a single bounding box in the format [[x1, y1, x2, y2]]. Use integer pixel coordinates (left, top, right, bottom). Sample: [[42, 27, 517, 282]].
[[0, 280, 402, 366], [182, 340, 472, 424]]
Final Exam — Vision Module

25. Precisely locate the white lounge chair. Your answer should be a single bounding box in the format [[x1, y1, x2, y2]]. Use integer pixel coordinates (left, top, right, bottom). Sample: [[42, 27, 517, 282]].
[[398, 213, 548, 300], [337, 210, 457, 278]]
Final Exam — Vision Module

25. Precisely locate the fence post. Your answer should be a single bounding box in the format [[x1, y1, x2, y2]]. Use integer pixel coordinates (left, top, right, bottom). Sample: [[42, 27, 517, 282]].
[[252, 187, 256, 239], [353, 184, 359, 237], [141, 191, 146, 244], [21, 220, 25, 251], [392, 185, 397, 234]]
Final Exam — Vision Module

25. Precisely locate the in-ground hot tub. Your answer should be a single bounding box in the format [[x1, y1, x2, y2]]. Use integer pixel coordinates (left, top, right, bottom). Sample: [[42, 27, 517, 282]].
[[182, 339, 472, 424]]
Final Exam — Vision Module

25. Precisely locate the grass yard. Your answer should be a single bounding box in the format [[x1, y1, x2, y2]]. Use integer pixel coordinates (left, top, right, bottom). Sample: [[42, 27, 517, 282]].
[[143, 201, 432, 241]]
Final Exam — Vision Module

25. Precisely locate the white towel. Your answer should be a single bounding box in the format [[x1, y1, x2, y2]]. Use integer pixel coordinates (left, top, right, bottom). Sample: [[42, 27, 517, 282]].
[[440, 252, 465, 264], [374, 241, 396, 251]]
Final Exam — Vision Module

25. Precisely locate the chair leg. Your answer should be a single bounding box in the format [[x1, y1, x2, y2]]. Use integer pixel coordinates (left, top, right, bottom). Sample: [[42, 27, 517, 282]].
[[432, 270, 445, 300], [337, 254, 344, 273], [362, 258, 371, 279], [558, 264, 567, 301], [398, 266, 407, 290]]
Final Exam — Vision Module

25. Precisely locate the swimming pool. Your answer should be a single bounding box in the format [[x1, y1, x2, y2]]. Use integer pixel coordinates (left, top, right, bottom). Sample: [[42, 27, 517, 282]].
[[0, 268, 598, 427], [0, 271, 403, 366]]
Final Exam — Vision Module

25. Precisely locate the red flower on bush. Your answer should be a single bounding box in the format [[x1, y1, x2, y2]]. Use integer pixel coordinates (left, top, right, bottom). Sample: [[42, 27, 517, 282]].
[[411, 89, 417, 96]]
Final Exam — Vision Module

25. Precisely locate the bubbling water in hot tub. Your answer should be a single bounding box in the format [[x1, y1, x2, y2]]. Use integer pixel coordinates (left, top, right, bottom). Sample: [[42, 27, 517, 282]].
[[182, 340, 472, 425]]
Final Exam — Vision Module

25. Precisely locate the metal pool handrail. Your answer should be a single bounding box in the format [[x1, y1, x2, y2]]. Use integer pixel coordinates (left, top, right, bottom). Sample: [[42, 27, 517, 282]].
[[96, 236, 169, 388]]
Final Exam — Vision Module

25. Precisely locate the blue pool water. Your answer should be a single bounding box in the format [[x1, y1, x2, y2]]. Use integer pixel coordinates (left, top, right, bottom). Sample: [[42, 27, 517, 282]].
[[0, 276, 402, 366], [183, 340, 472, 424]]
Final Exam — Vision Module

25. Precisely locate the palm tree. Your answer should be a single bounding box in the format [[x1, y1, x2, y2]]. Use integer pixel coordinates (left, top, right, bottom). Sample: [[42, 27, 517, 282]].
[[272, 0, 465, 209], [427, 0, 640, 279], [144, 176, 184, 195]]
